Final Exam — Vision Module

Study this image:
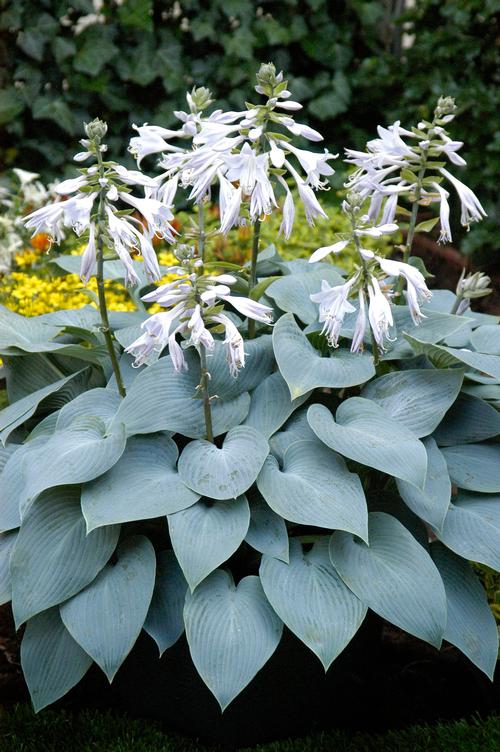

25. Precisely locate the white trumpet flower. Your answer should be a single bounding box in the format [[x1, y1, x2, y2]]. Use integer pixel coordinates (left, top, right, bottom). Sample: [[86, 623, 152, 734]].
[[367, 276, 394, 351], [310, 278, 357, 347], [377, 256, 431, 325], [439, 168, 487, 228]]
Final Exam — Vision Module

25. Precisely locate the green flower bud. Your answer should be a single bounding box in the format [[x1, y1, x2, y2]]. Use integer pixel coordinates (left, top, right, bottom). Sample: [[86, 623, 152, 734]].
[[434, 96, 457, 119], [84, 118, 108, 143], [175, 243, 196, 262], [188, 86, 213, 113]]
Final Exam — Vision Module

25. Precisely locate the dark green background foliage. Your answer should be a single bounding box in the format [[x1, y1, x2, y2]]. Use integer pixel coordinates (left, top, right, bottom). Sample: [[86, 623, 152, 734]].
[[0, 0, 498, 252]]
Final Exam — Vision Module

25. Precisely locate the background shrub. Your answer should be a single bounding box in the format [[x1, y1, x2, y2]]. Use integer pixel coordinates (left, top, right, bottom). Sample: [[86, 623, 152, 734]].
[[0, 0, 498, 257]]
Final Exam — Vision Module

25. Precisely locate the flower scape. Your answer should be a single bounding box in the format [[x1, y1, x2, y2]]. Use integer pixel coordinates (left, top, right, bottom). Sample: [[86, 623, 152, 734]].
[[0, 64, 499, 715]]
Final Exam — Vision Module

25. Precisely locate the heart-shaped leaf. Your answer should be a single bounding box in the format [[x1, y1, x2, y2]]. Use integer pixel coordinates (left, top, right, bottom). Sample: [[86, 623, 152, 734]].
[[257, 439, 368, 540], [243, 371, 310, 439], [110, 353, 250, 439], [260, 538, 366, 670], [308, 399, 427, 489], [184, 570, 283, 710], [178, 426, 269, 500], [11, 486, 119, 627], [361, 368, 463, 438], [433, 394, 500, 446], [273, 313, 375, 399], [329, 512, 447, 648], [168, 496, 250, 591], [396, 437, 451, 531], [431, 542, 498, 679], [437, 492, 500, 570], [21, 607, 93, 712], [245, 492, 289, 563], [0, 530, 17, 605], [82, 435, 199, 531], [60, 536, 156, 681], [144, 550, 188, 655], [441, 443, 500, 492]]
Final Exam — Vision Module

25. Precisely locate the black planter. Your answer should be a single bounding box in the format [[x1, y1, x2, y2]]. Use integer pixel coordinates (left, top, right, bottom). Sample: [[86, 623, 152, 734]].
[[62, 612, 499, 748]]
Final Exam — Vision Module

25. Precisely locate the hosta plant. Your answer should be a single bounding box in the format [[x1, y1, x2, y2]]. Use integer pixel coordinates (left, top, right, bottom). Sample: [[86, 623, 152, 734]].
[[0, 65, 499, 714]]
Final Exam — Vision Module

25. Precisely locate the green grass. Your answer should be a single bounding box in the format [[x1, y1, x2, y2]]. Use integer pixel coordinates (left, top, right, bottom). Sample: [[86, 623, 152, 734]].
[[0, 706, 499, 752]]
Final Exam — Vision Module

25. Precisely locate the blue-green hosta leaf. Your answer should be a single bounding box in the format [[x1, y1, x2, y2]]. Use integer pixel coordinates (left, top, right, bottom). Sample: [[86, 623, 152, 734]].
[[207, 335, 275, 401], [266, 267, 344, 325], [396, 437, 451, 531], [11, 486, 119, 627], [184, 570, 283, 710], [144, 550, 188, 655], [21, 607, 93, 712], [168, 496, 250, 591], [462, 383, 500, 407], [361, 369, 463, 438], [405, 334, 500, 382], [0, 371, 85, 444], [110, 353, 250, 439], [60, 536, 156, 682], [245, 493, 289, 563], [308, 400, 427, 489], [338, 305, 468, 359], [431, 542, 498, 679], [0, 443, 17, 473], [381, 307, 469, 360], [273, 313, 375, 399], [437, 492, 500, 570], [55, 387, 121, 430], [243, 371, 310, 439], [257, 439, 368, 540], [441, 443, 500, 492], [268, 408, 319, 463], [0, 530, 17, 605], [260, 538, 366, 670], [470, 325, 500, 355], [15, 418, 127, 520], [81, 435, 199, 531], [330, 512, 447, 647], [0, 305, 62, 353], [433, 394, 500, 446], [178, 426, 269, 500], [0, 439, 46, 532], [107, 352, 145, 392]]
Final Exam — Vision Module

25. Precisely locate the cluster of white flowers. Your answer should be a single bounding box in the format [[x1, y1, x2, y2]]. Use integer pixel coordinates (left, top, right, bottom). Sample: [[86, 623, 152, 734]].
[[23, 121, 176, 286], [128, 63, 336, 239], [125, 246, 273, 375], [308, 193, 432, 353], [344, 96, 486, 244]]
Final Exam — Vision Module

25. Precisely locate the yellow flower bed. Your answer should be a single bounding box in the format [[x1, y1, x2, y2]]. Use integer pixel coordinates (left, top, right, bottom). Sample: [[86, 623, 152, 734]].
[[0, 246, 179, 317]]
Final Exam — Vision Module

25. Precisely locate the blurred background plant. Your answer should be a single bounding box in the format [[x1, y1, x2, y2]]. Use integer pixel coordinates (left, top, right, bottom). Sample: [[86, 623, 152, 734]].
[[0, 0, 497, 265]]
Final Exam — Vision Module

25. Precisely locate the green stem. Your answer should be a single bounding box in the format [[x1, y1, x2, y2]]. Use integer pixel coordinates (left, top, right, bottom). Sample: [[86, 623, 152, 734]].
[[198, 202, 206, 262], [95, 149, 126, 398], [247, 218, 261, 339], [396, 151, 429, 295], [199, 345, 214, 443]]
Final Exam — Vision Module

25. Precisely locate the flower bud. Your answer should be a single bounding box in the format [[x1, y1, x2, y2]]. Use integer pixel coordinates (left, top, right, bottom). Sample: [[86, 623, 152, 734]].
[[434, 96, 457, 120], [188, 86, 213, 113], [174, 243, 196, 262], [456, 270, 492, 300], [84, 118, 108, 143]]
